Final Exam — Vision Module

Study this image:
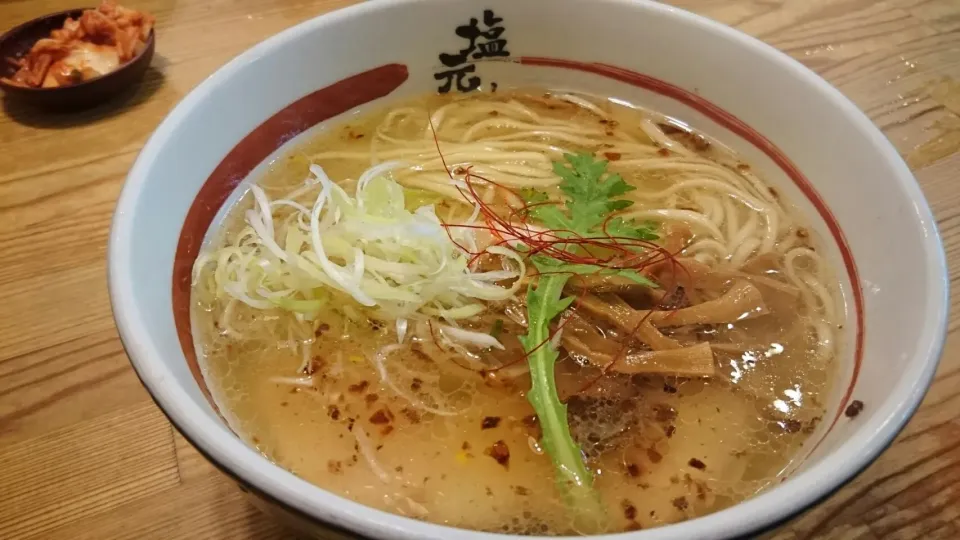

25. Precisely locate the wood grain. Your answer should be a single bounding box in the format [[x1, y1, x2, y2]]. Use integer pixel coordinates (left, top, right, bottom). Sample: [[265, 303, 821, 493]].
[[0, 1, 956, 538]]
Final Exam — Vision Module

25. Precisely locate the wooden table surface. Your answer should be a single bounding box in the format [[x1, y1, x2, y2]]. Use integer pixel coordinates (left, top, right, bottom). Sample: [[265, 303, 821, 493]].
[[1, 0, 958, 538]]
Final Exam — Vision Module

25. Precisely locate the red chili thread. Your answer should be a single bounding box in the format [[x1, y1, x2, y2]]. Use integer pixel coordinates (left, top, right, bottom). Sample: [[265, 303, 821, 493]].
[[422, 110, 690, 383]]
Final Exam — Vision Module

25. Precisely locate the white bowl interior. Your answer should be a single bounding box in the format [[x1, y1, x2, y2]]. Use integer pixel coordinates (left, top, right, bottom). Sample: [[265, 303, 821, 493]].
[[109, 0, 948, 538]]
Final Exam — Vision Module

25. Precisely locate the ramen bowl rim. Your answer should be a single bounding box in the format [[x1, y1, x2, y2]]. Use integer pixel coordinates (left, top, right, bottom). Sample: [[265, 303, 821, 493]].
[[107, 0, 949, 538]]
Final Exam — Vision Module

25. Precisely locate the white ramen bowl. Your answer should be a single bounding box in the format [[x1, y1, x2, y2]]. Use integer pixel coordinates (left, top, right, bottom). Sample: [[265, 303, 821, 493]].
[[108, 0, 949, 538]]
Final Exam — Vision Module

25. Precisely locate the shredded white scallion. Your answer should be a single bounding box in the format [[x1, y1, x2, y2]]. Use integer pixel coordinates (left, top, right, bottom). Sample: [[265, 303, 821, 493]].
[[297, 341, 313, 374], [269, 376, 315, 387], [438, 324, 505, 350], [549, 327, 564, 351], [353, 425, 392, 484], [396, 318, 408, 344], [195, 163, 525, 320]]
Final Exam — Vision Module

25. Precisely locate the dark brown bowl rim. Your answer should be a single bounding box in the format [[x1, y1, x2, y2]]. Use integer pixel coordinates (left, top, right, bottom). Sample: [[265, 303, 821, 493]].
[[0, 7, 155, 94]]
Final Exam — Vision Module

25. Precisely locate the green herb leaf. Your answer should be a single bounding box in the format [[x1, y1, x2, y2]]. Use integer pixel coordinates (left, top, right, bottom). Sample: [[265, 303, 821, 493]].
[[611, 269, 659, 288], [523, 153, 657, 244], [518, 271, 605, 531], [516, 152, 669, 533], [531, 255, 660, 289], [519, 187, 549, 205], [603, 216, 659, 241], [552, 153, 637, 236]]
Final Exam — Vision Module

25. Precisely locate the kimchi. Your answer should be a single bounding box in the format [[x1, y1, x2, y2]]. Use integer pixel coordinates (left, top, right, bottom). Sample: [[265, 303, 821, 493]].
[[3, 1, 154, 88]]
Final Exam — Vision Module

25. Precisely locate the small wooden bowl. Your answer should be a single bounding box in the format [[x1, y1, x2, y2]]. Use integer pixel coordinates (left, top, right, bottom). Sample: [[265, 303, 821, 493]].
[[0, 8, 155, 110]]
